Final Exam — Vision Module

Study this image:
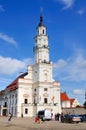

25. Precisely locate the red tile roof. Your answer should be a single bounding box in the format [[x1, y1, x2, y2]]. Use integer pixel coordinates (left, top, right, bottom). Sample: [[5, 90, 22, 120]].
[[60, 92, 70, 101], [6, 72, 28, 91], [70, 98, 75, 105], [0, 72, 28, 94]]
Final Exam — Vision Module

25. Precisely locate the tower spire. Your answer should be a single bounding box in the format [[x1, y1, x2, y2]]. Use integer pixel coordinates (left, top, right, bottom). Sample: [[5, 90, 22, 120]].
[[39, 7, 44, 26]]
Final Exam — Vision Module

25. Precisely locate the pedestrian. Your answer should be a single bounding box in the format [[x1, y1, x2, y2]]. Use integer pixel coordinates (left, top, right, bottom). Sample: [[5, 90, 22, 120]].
[[8, 113, 13, 121], [60, 113, 64, 123]]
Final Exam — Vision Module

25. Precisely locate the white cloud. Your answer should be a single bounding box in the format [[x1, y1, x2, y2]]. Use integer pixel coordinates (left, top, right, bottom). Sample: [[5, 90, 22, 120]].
[[23, 58, 33, 65], [0, 56, 33, 75], [0, 5, 5, 12], [73, 89, 85, 95], [57, 0, 75, 10], [0, 33, 17, 47], [77, 9, 85, 15], [53, 49, 86, 82]]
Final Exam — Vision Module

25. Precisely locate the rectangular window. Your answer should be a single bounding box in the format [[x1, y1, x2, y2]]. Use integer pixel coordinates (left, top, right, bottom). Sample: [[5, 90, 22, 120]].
[[44, 88, 48, 91], [44, 98, 48, 104], [4, 102, 7, 107], [25, 108, 28, 114], [24, 99, 28, 104]]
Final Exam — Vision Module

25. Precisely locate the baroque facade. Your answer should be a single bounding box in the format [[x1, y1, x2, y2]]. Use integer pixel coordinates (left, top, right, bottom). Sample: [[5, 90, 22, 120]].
[[0, 15, 61, 117]]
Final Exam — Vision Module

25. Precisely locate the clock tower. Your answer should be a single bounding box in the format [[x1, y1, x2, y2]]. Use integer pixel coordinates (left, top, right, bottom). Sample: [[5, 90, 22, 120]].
[[32, 14, 61, 115], [33, 14, 53, 83], [34, 15, 50, 64]]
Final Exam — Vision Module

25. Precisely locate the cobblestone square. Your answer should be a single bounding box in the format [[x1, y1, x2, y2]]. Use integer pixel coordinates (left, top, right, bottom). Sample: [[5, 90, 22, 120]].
[[0, 117, 86, 130]]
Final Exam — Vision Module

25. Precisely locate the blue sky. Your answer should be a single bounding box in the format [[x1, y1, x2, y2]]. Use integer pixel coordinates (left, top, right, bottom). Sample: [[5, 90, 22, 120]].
[[0, 0, 86, 105]]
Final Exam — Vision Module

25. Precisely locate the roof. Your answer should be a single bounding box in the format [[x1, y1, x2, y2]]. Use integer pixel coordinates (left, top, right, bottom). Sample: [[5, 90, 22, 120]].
[[0, 72, 28, 93], [70, 98, 75, 105], [60, 92, 70, 101], [38, 14, 45, 27]]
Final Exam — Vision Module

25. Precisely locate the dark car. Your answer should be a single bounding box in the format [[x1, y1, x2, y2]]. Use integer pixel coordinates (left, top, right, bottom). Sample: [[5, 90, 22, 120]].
[[79, 114, 86, 122], [61, 114, 81, 123]]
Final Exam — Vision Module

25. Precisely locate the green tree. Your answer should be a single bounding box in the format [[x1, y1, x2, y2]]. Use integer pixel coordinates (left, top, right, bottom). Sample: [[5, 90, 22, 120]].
[[83, 101, 86, 109]]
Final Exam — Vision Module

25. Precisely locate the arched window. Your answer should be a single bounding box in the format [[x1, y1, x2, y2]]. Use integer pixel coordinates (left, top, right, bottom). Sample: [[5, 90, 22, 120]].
[[43, 29, 44, 34]]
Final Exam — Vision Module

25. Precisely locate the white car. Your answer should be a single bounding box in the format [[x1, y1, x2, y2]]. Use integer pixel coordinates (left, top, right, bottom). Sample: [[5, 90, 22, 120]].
[[37, 109, 52, 121]]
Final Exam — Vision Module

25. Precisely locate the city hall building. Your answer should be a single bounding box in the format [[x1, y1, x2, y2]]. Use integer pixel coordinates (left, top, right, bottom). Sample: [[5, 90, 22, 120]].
[[0, 15, 61, 117]]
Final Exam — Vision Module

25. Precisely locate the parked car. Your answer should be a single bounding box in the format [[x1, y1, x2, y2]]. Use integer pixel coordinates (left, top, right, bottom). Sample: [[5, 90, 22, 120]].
[[79, 114, 86, 122], [61, 114, 81, 123]]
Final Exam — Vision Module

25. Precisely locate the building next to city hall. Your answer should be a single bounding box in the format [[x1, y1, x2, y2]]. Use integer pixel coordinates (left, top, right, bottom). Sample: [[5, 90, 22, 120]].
[[0, 15, 61, 117]]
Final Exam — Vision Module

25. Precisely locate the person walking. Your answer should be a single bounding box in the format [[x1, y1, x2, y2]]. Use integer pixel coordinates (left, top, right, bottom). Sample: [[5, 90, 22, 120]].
[[8, 113, 13, 121]]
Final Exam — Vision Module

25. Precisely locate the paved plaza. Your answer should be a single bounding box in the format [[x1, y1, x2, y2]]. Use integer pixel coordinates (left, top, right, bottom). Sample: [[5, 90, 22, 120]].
[[0, 117, 86, 130]]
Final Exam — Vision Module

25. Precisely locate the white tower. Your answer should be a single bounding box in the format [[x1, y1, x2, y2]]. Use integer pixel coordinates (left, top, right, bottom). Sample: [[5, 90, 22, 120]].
[[33, 15, 53, 84], [34, 15, 50, 64], [33, 15, 61, 115]]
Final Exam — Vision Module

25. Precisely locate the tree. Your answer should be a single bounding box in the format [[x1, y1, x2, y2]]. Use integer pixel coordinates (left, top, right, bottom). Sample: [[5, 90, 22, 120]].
[[83, 101, 86, 109], [76, 105, 80, 108]]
